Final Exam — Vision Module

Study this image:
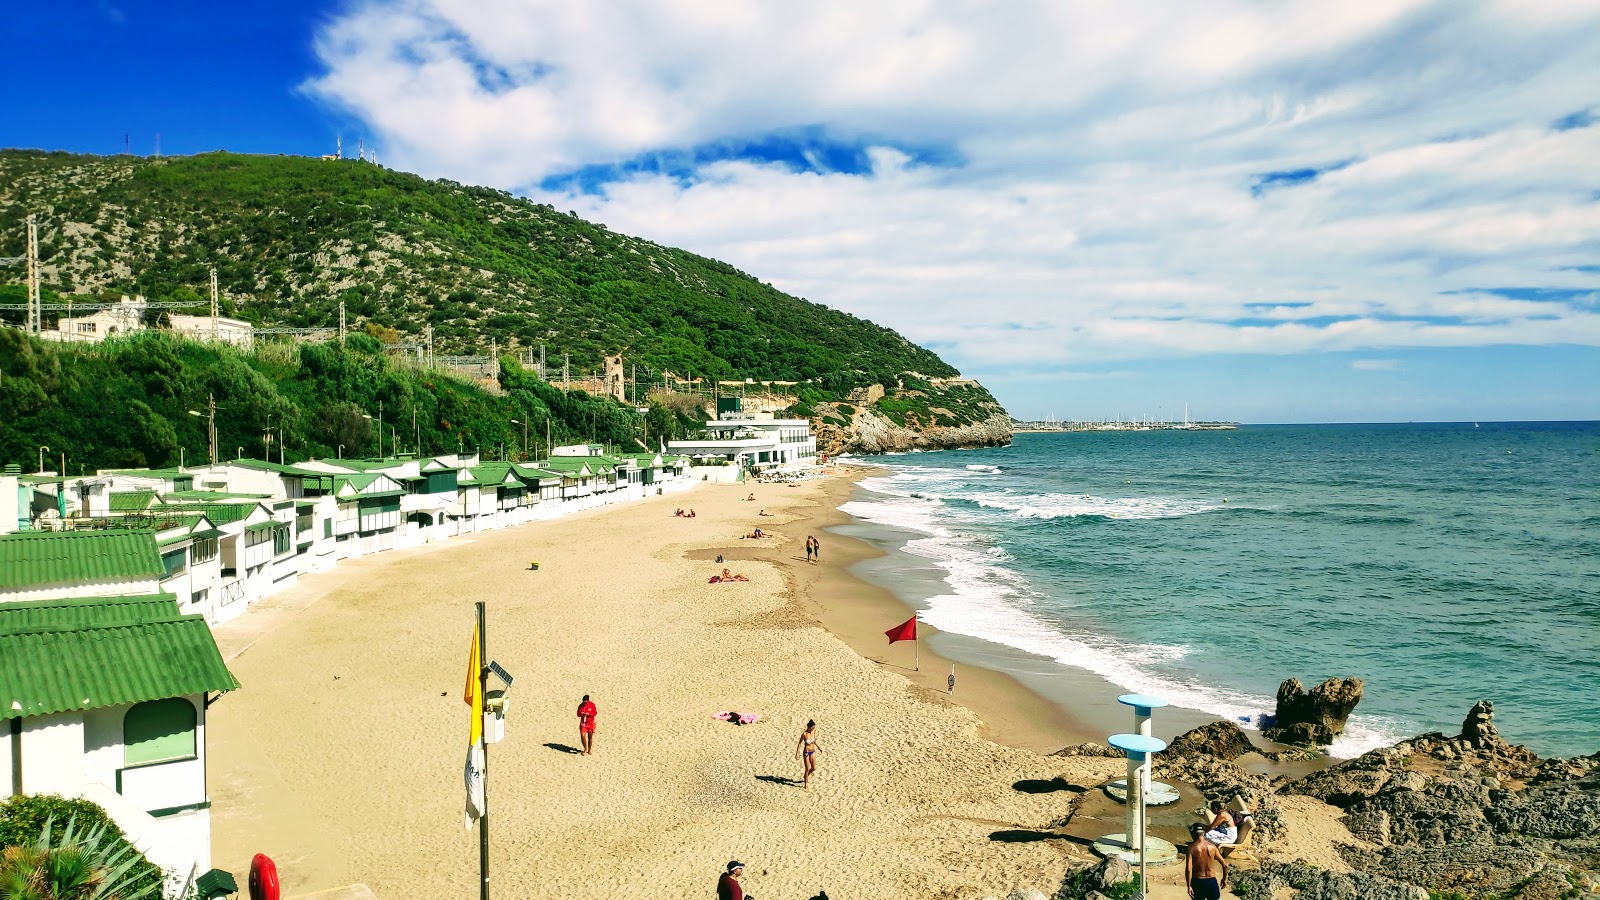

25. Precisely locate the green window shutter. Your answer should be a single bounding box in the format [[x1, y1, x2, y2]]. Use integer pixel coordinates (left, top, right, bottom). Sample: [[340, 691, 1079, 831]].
[[324, 519, 332, 538], [124, 698, 198, 766]]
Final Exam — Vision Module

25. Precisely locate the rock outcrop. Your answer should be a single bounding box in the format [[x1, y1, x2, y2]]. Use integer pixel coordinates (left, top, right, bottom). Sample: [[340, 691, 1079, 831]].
[[819, 407, 1013, 455], [1233, 861, 1429, 900], [1280, 701, 1599, 900], [1049, 741, 1127, 759], [1262, 677, 1364, 746], [1165, 720, 1260, 761], [807, 379, 1013, 456]]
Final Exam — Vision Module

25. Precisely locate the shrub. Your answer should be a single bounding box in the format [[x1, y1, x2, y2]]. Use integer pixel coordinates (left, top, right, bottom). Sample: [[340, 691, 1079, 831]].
[[0, 794, 165, 897]]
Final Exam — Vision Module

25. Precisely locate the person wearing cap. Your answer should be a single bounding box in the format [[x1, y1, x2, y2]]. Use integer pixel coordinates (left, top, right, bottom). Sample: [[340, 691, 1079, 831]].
[[1185, 823, 1227, 900], [717, 860, 747, 900]]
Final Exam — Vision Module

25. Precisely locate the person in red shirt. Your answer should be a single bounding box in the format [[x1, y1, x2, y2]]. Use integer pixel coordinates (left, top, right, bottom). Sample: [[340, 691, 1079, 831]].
[[577, 695, 597, 755], [716, 861, 746, 900]]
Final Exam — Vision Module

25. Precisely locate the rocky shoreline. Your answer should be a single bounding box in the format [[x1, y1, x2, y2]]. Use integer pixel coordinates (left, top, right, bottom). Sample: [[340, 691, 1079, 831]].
[[1008, 700, 1597, 900]]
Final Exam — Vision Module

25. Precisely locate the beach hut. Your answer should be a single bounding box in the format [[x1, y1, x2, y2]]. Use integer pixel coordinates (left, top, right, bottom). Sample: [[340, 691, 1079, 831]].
[[0, 594, 239, 894]]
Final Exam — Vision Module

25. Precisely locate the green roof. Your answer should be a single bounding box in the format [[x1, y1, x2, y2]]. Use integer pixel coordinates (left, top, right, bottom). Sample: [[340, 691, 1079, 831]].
[[0, 530, 164, 590], [0, 594, 181, 631], [538, 457, 597, 475], [109, 490, 157, 512], [510, 464, 561, 483], [244, 521, 282, 534], [331, 473, 380, 493], [0, 610, 239, 720], [154, 501, 261, 525], [467, 463, 516, 485]]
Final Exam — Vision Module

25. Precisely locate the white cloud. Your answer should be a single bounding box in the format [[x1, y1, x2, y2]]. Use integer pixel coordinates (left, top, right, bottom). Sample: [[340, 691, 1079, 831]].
[[304, 0, 1600, 377], [1352, 359, 1399, 371]]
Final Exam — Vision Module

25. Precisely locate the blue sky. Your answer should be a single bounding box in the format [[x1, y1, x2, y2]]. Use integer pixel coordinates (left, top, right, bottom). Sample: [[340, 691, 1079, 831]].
[[4, 1, 1598, 423]]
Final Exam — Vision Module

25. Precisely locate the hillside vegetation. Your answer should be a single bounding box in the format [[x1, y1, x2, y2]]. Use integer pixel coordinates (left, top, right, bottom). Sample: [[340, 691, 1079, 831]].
[[0, 150, 956, 389], [0, 329, 673, 473]]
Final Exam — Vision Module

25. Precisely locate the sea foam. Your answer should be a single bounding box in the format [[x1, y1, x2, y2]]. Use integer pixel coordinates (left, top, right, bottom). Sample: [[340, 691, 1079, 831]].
[[846, 466, 1408, 759]]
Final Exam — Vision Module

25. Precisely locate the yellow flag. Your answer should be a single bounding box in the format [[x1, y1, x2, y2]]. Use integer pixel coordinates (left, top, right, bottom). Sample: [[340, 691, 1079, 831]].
[[464, 622, 483, 745], [463, 620, 485, 827]]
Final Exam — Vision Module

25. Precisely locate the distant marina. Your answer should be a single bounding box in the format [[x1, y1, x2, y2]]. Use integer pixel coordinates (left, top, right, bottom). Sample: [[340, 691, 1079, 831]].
[[1013, 410, 1238, 432]]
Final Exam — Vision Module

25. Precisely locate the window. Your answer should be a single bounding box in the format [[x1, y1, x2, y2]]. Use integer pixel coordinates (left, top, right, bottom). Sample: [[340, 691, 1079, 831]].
[[124, 698, 197, 767], [190, 588, 209, 607], [161, 548, 187, 578], [192, 537, 218, 563], [273, 525, 291, 555]]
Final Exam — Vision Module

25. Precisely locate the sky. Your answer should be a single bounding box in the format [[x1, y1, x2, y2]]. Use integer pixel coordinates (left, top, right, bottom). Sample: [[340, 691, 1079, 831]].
[[3, 1, 1598, 423]]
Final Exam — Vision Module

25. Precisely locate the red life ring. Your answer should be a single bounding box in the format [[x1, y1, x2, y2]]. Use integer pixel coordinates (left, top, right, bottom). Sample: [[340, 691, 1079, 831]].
[[248, 853, 280, 900]]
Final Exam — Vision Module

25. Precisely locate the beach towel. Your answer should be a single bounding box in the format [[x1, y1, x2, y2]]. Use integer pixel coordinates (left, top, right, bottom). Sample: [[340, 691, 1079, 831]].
[[713, 711, 761, 725]]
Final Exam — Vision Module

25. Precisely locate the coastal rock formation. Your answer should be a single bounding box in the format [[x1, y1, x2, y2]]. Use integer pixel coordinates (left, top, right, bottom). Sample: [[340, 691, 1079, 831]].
[[1165, 720, 1260, 761], [1050, 857, 1134, 900], [818, 407, 1013, 455], [1233, 861, 1429, 900], [1460, 699, 1503, 749], [1280, 702, 1599, 900], [1049, 741, 1126, 759], [1263, 677, 1364, 746]]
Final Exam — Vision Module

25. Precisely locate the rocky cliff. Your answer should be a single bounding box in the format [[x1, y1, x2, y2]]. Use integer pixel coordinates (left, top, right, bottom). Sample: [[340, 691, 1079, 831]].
[[805, 379, 1013, 456]]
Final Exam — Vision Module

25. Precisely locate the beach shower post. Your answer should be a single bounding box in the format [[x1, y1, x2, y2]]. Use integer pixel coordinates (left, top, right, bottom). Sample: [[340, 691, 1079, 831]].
[[1093, 694, 1179, 870]]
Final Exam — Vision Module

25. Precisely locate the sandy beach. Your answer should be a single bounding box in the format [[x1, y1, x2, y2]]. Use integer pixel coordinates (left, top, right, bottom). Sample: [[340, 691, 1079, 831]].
[[208, 471, 1346, 899]]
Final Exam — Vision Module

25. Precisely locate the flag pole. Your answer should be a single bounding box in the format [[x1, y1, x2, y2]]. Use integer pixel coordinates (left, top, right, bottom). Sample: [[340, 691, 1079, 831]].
[[914, 629, 920, 672], [477, 600, 490, 900]]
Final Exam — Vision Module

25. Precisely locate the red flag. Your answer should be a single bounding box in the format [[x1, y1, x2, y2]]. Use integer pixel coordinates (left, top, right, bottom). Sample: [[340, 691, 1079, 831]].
[[885, 616, 918, 644]]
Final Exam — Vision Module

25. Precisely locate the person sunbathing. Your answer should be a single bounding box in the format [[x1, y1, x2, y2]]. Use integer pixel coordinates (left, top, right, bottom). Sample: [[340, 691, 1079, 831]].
[[711, 568, 750, 583], [758, 509, 772, 516]]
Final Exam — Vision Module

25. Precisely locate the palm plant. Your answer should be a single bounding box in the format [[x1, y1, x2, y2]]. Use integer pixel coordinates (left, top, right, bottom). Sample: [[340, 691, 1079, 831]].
[[0, 816, 160, 900]]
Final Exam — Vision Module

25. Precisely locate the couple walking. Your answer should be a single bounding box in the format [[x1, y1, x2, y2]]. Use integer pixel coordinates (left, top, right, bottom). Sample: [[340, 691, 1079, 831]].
[[804, 535, 822, 563]]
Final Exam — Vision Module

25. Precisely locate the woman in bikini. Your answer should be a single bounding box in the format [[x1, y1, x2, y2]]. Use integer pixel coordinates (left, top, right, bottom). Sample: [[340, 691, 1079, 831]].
[[795, 719, 822, 789]]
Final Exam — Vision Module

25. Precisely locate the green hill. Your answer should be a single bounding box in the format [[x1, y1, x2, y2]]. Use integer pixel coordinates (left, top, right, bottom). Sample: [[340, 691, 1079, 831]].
[[0, 149, 957, 389]]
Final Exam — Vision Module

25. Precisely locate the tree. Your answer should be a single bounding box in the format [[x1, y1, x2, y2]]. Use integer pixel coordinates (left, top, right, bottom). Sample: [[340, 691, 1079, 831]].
[[644, 404, 679, 445], [316, 401, 374, 455]]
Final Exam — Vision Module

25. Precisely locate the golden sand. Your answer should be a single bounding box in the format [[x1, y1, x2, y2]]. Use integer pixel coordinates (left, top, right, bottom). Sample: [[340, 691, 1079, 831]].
[[208, 472, 1336, 899]]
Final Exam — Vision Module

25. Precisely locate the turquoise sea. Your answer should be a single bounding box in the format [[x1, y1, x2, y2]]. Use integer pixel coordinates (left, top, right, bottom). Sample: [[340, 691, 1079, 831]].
[[838, 422, 1600, 759]]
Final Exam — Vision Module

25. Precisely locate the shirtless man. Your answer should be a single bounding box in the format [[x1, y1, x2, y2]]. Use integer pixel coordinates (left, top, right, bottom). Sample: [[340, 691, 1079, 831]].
[[1185, 823, 1228, 900]]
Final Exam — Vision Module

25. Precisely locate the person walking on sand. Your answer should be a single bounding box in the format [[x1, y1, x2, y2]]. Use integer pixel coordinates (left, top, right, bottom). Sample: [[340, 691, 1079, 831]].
[[1186, 823, 1227, 900], [577, 694, 598, 755], [795, 720, 822, 789], [717, 861, 747, 900], [804, 535, 815, 563], [811, 535, 821, 563]]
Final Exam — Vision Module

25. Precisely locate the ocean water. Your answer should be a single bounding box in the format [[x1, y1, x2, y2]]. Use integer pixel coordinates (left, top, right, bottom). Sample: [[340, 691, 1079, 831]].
[[839, 423, 1600, 759]]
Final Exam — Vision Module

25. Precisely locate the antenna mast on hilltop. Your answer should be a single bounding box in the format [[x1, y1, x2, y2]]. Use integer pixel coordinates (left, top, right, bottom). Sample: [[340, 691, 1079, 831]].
[[26, 214, 40, 336], [337, 135, 342, 160], [154, 133, 161, 157]]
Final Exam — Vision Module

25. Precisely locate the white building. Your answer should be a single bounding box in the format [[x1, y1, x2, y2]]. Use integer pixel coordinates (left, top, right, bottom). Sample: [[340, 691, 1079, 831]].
[[165, 314, 254, 348], [667, 416, 818, 472], [0, 594, 238, 896], [46, 296, 149, 343]]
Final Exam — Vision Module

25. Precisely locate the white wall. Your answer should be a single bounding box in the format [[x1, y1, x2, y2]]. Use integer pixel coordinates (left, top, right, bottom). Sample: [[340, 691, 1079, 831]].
[[0, 576, 163, 605]]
